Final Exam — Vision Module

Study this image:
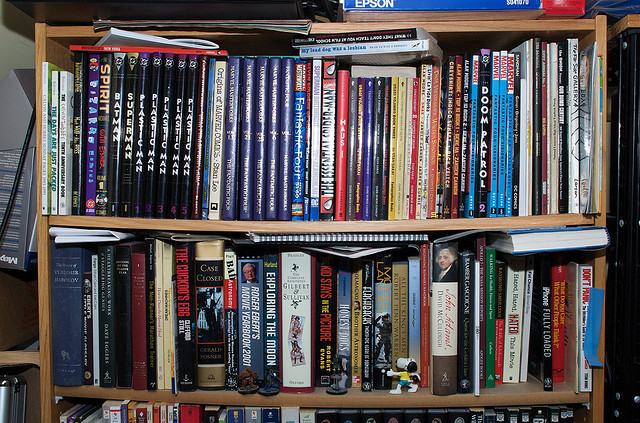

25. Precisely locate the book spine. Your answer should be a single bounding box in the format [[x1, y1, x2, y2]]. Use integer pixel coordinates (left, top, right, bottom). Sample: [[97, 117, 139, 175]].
[[315, 254, 337, 386], [394, 259, 409, 365], [154, 240, 165, 390], [263, 252, 280, 384], [458, 56, 470, 219], [114, 243, 135, 388], [494, 260, 506, 385], [417, 65, 430, 220], [476, 50, 492, 218], [407, 256, 421, 366], [394, 77, 406, 220], [174, 242, 197, 391], [167, 54, 187, 219], [131, 247, 148, 390], [502, 256, 525, 383], [222, 56, 241, 221], [567, 38, 580, 214], [280, 251, 315, 392], [335, 70, 350, 221], [108, 52, 126, 217], [209, 59, 228, 220], [83, 254, 94, 385], [120, 52, 139, 217], [59, 70, 74, 216], [84, 55, 99, 216], [51, 243, 87, 386], [292, 28, 421, 46], [465, 55, 480, 218], [50, 70, 59, 215], [362, 78, 374, 221], [143, 52, 163, 218], [237, 256, 264, 387], [476, 236, 486, 387], [279, 57, 295, 221], [345, 77, 358, 221], [267, 58, 282, 221], [511, 50, 522, 217], [350, 259, 362, 388], [458, 250, 473, 393], [178, 54, 198, 219], [381, 77, 391, 221], [360, 259, 374, 391], [191, 55, 209, 220], [320, 60, 337, 221], [309, 59, 323, 221], [427, 65, 441, 218], [144, 238, 157, 391], [450, 56, 463, 219], [195, 240, 226, 389], [337, 258, 351, 388], [238, 57, 258, 220], [303, 61, 312, 221], [551, 258, 566, 383], [520, 256, 535, 382], [370, 77, 385, 221], [485, 247, 496, 388], [488, 51, 500, 218], [419, 243, 430, 387], [298, 39, 441, 59], [254, 56, 269, 221], [557, 41, 568, 215], [354, 78, 366, 221], [505, 53, 516, 217], [578, 264, 592, 392], [531, 39, 543, 215], [42, 62, 53, 215], [373, 254, 392, 390], [72, 53, 86, 215], [541, 43, 549, 215], [497, 50, 508, 217], [408, 77, 420, 220], [440, 63, 455, 219], [201, 58, 216, 220], [98, 245, 116, 387], [291, 59, 306, 221], [132, 52, 152, 218], [224, 249, 239, 390]]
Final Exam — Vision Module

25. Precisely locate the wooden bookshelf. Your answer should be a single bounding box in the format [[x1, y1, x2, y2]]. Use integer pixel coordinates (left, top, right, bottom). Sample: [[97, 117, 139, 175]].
[[35, 16, 608, 423]]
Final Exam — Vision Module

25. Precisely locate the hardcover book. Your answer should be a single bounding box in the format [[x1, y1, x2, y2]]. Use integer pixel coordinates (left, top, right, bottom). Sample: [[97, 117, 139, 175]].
[[131, 51, 152, 218], [94, 53, 112, 217], [224, 248, 239, 390], [238, 56, 256, 221], [263, 252, 280, 385], [361, 259, 374, 391], [130, 242, 148, 390], [71, 52, 86, 216], [84, 55, 99, 216], [142, 52, 163, 218], [98, 244, 117, 388], [174, 241, 197, 391], [336, 258, 351, 388], [279, 57, 296, 221], [315, 254, 337, 387], [291, 58, 306, 221], [373, 253, 392, 390], [237, 255, 265, 389], [222, 56, 242, 221]]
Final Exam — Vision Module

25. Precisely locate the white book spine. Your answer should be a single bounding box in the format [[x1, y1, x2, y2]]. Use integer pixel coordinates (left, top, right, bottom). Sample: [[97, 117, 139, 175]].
[[567, 38, 580, 213], [418, 64, 432, 220], [299, 39, 442, 60], [519, 256, 535, 382], [395, 77, 406, 220], [41, 62, 50, 215], [403, 77, 414, 220], [578, 42, 596, 214], [502, 256, 525, 383], [50, 70, 59, 215], [209, 60, 228, 220], [310, 59, 322, 221], [58, 71, 74, 216]]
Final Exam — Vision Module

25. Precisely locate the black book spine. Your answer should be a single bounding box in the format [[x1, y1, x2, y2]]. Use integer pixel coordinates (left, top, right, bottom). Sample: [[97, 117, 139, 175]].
[[178, 54, 199, 219], [381, 78, 391, 221], [191, 54, 209, 220], [143, 52, 164, 218], [95, 53, 112, 217], [120, 52, 139, 217], [72, 51, 87, 215], [458, 250, 473, 393], [168, 54, 188, 219], [372, 253, 392, 390], [370, 77, 385, 221], [145, 237, 157, 390], [459, 54, 471, 218], [156, 53, 176, 218], [131, 52, 151, 218], [174, 242, 197, 391], [263, 252, 280, 383], [114, 243, 134, 388], [360, 259, 374, 391], [108, 53, 126, 217], [476, 50, 492, 218]]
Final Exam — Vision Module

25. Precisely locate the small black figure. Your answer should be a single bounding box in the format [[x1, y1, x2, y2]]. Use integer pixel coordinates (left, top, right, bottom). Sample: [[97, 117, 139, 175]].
[[259, 367, 282, 396], [238, 367, 259, 394], [326, 354, 347, 395]]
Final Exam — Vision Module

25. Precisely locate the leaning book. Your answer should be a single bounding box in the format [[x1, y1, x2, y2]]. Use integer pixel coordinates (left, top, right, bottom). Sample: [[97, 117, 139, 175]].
[[487, 227, 609, 255]]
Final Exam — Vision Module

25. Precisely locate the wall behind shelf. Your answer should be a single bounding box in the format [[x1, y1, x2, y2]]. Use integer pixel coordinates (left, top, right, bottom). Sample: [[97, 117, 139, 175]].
[[0, 1, 34, 80]]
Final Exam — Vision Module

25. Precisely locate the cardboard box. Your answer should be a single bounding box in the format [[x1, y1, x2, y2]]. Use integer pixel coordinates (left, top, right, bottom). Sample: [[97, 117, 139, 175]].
[[0, 69, 37, 272]]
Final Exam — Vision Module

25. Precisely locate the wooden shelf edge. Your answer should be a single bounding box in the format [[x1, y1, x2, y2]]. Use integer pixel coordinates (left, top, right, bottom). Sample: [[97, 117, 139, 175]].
[[0, 351, 40, 367], [55, 382, 589, 408], [48, 214, 596, 234]]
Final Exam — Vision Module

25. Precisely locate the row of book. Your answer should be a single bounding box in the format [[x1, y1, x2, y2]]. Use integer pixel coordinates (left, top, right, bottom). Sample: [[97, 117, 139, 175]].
[[50, 232, 595, 396], [40, 33, 602, 221], [61, 403, 579, 423]]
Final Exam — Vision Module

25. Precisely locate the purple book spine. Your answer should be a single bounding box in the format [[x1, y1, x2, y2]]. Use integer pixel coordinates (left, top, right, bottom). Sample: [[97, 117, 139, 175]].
[[222, 56, 241, 221], [254, 56, 269, 221], [84, 53, 100, 216], [278, 57, 295, 221], [266, 57, 281, 221], [362, 77, 374, 221], [239, 57, 256, 221]]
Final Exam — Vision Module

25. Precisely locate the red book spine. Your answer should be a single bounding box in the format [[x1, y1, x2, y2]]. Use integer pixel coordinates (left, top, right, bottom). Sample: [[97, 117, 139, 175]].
[[180, 404, 204, 423], [131, 249, 148, 390], [427, 65, 441, 218], [551, 258, 566, 383], [419, 242, 430, 387], [408, 77, 420, 220], [335, 70, 350, 221]]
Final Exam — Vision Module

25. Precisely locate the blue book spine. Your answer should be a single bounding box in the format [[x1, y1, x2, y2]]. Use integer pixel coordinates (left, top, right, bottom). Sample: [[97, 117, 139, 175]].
[[222, 57, 242, 221], [51, 242, 89, 386], [266, 57, 282, 221], [489, 50, 500, 217], [202, 58, 217, 220], [228, 409, 245, 423], [237, 257, 264, 386], [362, 77, 374, 221], [278, 57, 295, 220], [466, 55, 479, 218], [84, 54, 99, 216], [292, 59, 307, 221], [498, 50, 508, 217], [239, 57, 256, 221], [263, 253, 280, 382], [505, 53, 515, 217], [337, 258, 351, 388], [407, 255, 421, 365], [254, 57, 269, 221], [262, 408, 280, 423], [343, 0, 541, 10]]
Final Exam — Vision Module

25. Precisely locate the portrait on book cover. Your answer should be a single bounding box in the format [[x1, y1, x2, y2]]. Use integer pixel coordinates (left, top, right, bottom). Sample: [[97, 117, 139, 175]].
[[288, 315, 306, 366], [239, 260, 261, 284], [196, 287, 223, 343], [433, 243, 459, 282]]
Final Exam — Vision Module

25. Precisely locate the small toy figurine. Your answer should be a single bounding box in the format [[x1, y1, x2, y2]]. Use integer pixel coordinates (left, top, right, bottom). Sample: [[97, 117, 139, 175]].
[[259, 367, 282, 396], [326, 354, 347, 395], [384, 357, 420, 394], [238, 367, 259, 394]]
